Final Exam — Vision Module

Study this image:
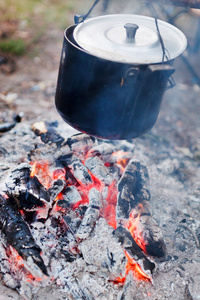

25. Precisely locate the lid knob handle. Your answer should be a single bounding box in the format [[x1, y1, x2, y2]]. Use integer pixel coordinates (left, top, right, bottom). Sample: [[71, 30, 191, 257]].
[[124, 23, 139, 42]]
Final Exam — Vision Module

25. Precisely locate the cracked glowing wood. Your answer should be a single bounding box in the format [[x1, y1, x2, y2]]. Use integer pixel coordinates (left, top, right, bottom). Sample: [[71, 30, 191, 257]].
[[62, 185, 82, 205], [64, 154, 93, 186], [117, 159, 166, 257], [0, 195, 48, 275], [75, 188, 102, 240], [85, 156, 113, 186], [113, 226, 155, 275], [5, 163, 51, 216], [65, 133, 97, 159]]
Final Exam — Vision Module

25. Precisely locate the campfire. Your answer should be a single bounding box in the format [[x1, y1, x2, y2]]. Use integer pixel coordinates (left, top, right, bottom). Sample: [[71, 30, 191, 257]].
[[0, 121, 167, 299]]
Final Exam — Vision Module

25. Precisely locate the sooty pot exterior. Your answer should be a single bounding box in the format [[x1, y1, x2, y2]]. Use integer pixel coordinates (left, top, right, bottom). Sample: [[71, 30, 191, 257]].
[[55, 25, 175, 140]]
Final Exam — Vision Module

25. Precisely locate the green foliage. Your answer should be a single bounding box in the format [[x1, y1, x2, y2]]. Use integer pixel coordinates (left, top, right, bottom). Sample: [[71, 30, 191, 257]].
[[0, 38, 26, 55]]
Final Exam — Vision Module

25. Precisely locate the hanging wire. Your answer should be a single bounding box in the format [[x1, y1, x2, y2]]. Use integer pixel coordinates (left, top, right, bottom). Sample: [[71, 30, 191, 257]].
[[146, 0, 170, 63], [74, 0, 101, 24], [74, 0, 175, 88]]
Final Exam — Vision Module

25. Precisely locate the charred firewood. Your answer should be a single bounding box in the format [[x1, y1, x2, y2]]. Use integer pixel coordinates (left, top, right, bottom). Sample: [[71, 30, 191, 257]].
[[63, 186, 82, 205], [5, 163, 51, 213], [0, 122, 16, 133], [47, 178, 66, 202], [113, 226, 155, 275], [65, 133, 97, 157], [86, 143, 114, 161], [85, 156, 113, 186], [63, 154, 93, 186], [0, 195, 48, 275], [117, 159, 166, 257], [31, 121, 65, 147], [76, 188, 102, 240]]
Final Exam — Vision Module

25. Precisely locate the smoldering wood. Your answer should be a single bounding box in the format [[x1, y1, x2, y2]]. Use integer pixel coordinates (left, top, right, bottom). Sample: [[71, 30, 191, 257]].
[[5, 163, 51, 212], [85, 156, 114, 186], [64, 154, 93, 186], [116, 159, 166, 257], [56, 199, 71, 213], [31, 121, 65, 147], [0, 241, 18, 289], [62, 186, 82, 205], [65, 133, 97, 159], [47, 179, 66, 202], [113, 226, 155, 274], [149, 0, 200, 9], [132, 214, 167, 258], [86, 143, 114, 162], [76, 188, 102, 240], [0, 195, 48, 275]]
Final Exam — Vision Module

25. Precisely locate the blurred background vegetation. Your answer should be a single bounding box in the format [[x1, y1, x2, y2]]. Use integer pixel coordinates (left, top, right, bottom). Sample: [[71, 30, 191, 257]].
[[0, 0, 92, 56]]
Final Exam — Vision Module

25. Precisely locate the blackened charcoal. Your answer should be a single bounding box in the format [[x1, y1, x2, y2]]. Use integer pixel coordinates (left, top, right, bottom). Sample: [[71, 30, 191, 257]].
[[5, 163, 50, 211], [116, 159, 166, 257], [0, 122, 16, 133], [113, 226, 155, 274], [62, 249, 76, 262], [117, 160, 151, 221], [88, 188, 102, 208], [117, 160, 139, 193], [85, 156, 113, 186], [76, 188, 102, 240], [66, 155, 93, 186], [86, 143, 114, 162], [63, 186, 82, 205], [56, 199, 70, 211], [0, 195, 48, 275], [117, 184, 135, 220], [31, 121, 65, 147], [48, 179, 66, 202], [131, 214, 166, 258], [118, 160, 150, 200], [66, 133, 96, 152]]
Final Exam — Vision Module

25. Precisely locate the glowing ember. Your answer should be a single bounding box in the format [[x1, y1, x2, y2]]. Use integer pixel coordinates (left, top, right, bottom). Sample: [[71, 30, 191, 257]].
[[30, 160, 53, 189], [126, 209, 147, 254], [116, 250, 152, 283], [28, 148, 152, 284]]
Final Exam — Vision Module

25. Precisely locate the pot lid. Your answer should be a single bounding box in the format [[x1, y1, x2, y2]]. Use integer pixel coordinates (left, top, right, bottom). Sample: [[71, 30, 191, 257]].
[[73, 14, 187, 64]]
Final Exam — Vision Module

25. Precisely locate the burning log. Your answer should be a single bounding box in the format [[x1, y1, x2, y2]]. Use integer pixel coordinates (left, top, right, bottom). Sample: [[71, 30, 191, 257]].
[[113, 226, 155, 276], [117, 159, 166, 257], [5, 163, 51, 219], [85, 156, 114, 186], [0, 195, 48, 275], [63, 154, 93, 186], [65, 133, 97, 159]]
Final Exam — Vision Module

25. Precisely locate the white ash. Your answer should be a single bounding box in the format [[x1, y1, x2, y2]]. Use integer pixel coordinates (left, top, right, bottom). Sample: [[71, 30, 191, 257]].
[[85, 156, 114, 186], [80, 218, 127, 280]]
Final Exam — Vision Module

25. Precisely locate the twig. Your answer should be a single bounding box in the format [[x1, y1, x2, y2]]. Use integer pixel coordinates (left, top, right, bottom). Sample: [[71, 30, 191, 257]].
[[178, 223, 200, 248]]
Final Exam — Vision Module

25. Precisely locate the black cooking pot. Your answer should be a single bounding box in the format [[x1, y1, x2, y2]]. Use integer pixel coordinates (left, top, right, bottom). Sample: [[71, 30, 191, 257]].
[[55, 14, 187, 140]]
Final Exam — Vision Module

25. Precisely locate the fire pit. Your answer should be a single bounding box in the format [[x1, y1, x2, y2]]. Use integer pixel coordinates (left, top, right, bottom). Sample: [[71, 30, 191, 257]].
[[0, 114, 200, 299]]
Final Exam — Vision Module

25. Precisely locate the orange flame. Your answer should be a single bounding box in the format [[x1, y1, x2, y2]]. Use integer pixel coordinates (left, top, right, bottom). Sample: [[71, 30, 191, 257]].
[[8, 247, 43, 282], [126, 208, 147, 253], [110, 150, 131, 172], [30, 160, 52, 189], [116, 250, 152, 283]]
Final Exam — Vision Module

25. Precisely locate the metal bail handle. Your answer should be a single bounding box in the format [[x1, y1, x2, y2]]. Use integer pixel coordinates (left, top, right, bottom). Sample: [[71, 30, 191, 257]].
[[74, 0, 101, 24]]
